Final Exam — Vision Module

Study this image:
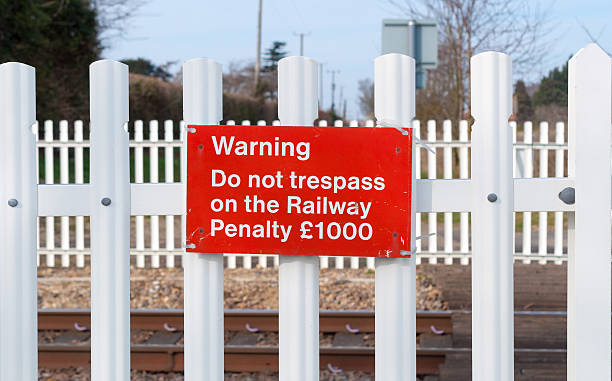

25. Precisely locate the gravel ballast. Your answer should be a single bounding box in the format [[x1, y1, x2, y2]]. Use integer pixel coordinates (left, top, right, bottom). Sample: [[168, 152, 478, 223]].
[[38, 267, 447, 311]]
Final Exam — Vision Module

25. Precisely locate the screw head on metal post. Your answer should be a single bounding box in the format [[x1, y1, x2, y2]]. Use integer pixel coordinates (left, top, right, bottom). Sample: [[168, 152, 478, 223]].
[[101, 197, 112, 206], [7, 199, 18, 207], [558, 187, 575, 205], [487, 193, 498, 203]]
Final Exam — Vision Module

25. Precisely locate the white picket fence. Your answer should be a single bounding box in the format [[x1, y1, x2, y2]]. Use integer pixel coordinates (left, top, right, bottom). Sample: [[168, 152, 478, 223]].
[[35, 118, 568, 268], [1, 43, 610, 381]]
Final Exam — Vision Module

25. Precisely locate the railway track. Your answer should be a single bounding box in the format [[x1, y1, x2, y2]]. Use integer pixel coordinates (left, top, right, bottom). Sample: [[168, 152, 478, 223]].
[[37, 309, 578, 376], [38, 309, 453, 334], [38, 344, 456, 374], [38, 309, 452, 374]]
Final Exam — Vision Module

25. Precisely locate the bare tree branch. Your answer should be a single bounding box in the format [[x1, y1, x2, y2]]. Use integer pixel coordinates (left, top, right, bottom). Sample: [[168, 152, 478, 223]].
[[386, 0, 555, 120], [91, 0, 148, 41]]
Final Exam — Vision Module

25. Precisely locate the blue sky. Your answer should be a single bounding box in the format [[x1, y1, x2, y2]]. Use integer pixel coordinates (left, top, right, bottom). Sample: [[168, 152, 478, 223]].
[[104, 0, 612, 119]]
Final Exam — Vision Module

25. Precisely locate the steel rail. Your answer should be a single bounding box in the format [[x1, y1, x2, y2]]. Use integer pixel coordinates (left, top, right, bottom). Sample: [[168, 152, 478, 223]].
[[37, 345, 574, 374], [37, 309, 453, 334]]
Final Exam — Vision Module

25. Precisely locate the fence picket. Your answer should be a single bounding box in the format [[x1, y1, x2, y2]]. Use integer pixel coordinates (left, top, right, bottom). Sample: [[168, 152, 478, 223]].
[[135, 120, 145, 267], [554, 122, 564, 264], [60, 120, 70, 267], [511, 121, 518, 260], [89, 59, 130, 381], [427, 120, 437, 263], [470, 51, 514, 381], [241, 120, 253, 269], [566, 43, 611, 380], [459, 120, 469, 264], [522, 121, 533, 263], [180, 120, 186, 269], [223, 122, 237, 269], [150, 121, 160, 268], [319, 120, 329, 269], [414, 120, 422, 265], [538, 122, 549, 264], [44, 120, 55, 266], [374, 52, 416, 381], [164, 120, 176, 268], [0, 61, 38, 380], [335, 119, 344, 270], [277, 56, 320, 381], [183, 58, 224, 380], [74, 120, 85, 267], [443, 120, 453, 264], [35, 121, 40, 267]]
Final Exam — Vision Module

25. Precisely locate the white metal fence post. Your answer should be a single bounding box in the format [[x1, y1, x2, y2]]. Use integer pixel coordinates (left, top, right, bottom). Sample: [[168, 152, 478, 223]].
[[278, 56, 319, 381], [89, 59, 130, 381], [470, 51, 514, 381], [0, 62, 37, 380], [183, 58, 224, 381], [374, 53, 416, 381], [567, 43, 611, 381]]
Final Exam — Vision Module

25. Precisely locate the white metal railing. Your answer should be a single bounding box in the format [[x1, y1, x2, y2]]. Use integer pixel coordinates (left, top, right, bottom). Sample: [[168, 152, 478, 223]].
[[1, 43, 611, 381], [34, 117, 571, 268]]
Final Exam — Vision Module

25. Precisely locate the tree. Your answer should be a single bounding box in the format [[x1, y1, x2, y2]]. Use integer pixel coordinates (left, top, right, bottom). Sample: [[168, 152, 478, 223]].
[[223, 61, 256, 96], [357, 78, 374, 120], [122, 58, 174, 81], [0, 0, 102, 120], [532, 61, 568, 107], [513, 80, 534, 123], [389, 0, 552, 121], [256, 41, 288, 100], [263, 41, 288, 72]]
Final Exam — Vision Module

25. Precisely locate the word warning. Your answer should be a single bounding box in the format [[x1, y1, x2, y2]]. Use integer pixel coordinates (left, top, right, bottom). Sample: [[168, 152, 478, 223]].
[[186, 124, 412, 257]]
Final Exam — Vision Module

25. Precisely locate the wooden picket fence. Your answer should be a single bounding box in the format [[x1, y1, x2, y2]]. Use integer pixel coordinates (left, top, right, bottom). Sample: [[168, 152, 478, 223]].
[[0, 43, 610, 381]]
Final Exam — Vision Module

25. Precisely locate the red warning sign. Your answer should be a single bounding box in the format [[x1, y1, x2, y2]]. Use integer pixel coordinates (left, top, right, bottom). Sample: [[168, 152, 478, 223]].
[[186, 124, 412, 257]]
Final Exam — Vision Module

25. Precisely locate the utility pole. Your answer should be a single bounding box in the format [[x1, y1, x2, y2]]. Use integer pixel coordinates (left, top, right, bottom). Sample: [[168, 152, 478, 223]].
[[328, 69, 339, 114], [254, 0, 263, 91], [293, 32, 310, 56], [319, 63, 325, 109]]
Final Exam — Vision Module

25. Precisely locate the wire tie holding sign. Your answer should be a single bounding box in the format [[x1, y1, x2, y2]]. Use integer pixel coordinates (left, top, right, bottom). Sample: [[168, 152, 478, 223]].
[[415, 232, 436, 241], [376, 118, 436, 154]]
